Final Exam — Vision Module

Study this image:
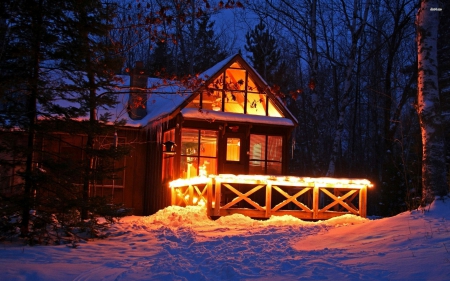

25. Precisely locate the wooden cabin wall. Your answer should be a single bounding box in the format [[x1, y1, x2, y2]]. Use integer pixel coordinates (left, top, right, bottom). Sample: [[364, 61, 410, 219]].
[[117, 128, 148, 215], [29, 128, 149, 215], [0, 131, 26, 195], [143, 121, 178, 215]]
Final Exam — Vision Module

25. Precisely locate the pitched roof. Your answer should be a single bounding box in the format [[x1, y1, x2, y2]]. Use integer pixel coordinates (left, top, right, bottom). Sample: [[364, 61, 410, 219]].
[[61, 54, 297, 128], [139, 53, 297, 127]]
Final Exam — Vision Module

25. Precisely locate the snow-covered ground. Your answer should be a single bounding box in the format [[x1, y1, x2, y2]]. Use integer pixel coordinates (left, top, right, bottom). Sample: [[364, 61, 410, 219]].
[[1, 198, 450, 281]]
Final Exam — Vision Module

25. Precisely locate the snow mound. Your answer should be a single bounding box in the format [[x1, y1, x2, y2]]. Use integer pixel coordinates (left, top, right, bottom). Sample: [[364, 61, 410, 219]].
[[121, 204, 373, 231], [427, 196, 450, 217], [140, 205, 214, 228]]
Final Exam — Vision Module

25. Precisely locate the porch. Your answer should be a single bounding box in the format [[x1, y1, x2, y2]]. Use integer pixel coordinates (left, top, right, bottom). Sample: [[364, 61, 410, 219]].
[[169, 174, 372, 220]]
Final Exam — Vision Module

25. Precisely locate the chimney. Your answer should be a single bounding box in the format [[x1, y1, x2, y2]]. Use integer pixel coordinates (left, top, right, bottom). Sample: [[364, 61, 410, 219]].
[[128, 61, 148, 120]]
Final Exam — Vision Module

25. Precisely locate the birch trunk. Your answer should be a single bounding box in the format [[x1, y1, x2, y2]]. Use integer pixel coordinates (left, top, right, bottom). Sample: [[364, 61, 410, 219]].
[[416, 0, 447, 203]]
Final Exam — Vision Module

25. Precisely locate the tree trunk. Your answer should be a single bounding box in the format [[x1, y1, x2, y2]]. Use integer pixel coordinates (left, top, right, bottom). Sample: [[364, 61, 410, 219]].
[[22, 0, 44, 236], [416, 0, 447, 203], [326, 0, 370, 176]]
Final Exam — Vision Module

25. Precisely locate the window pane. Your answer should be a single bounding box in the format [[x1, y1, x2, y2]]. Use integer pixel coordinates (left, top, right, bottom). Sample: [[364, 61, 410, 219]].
[[180, 156, 198, 178], [268, 99, 283, 117], [249, 160, 265, 174], [226, 69, 246, 90], [249, 135, 266, 161], [199, 157, 217, 176], [230, 62, 242, 68], [267, 162, 282, 175], [247, 75, 258, 92], [181, 129, 198, 156], [180, 129, 218, 178], [200, 130, 217, 157], [202, 90, 222, 111], [210, 73, 224, 89], [226, 138, 240, 161], [186, 94, 200, 109], [247, 93, 266, 116], [268, 136, 283, 162], [224, 91, 244, 113]]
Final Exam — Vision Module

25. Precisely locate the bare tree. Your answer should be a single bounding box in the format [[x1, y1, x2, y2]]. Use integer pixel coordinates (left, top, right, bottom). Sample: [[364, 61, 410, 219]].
[[326, 0, 370, 176]]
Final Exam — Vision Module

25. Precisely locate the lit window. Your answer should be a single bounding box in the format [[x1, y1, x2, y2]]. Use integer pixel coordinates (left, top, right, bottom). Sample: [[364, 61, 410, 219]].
[[226, 138, 241, 161], [180, 129, 217, 178], [249, 134, 282, 175], [185, 63, 285, 117]]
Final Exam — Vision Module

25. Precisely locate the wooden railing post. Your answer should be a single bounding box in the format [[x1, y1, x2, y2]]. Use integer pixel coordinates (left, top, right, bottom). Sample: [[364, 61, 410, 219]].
[[188, 184, 194, 205], [266, 183, 272, 218], [214, 179, 221, 216], [171, 187, 176, 206], [207, 178, 213, 216], [313, 185, 319, 219], [359, 186, 367, 217]]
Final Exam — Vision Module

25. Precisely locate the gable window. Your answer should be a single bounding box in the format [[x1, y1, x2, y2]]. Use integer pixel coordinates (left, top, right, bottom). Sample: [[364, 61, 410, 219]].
[[180, 129, 218, 178], [249, 134, 283, 175], [187, 61, 284, 117]]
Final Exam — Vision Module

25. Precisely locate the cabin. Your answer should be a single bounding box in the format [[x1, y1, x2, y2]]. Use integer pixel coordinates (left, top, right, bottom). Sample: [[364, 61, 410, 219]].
[[129, 54, 298, 215], [121, 53, 371, 219], [1, 54, 371, 219]]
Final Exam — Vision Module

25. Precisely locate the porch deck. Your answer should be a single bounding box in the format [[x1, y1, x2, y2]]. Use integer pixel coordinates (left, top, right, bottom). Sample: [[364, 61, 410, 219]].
[[169, 174, 372, 220]]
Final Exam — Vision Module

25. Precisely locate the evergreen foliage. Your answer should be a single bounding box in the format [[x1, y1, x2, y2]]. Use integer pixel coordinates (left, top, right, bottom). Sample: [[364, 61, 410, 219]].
[[192, 15, 228, 74], [0, 0, 130, 244], [245, 19, 281, 85], [54, 0, 129, 220]]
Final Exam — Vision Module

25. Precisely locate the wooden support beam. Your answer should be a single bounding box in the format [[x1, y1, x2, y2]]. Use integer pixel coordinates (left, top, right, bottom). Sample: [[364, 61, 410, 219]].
[[187, 184, 192, 205], [320, 188, 359, 215], [221, 183, 265, 211], [271, 186, 312, 212], [171, 188, 176, 206], [214, 179, 221, 216], [266, 183, 272, 217], [359, 186, 367, 217], [170, 175, 371, 220], [207, 179, 213, 216], [313, 186, 319, 219]]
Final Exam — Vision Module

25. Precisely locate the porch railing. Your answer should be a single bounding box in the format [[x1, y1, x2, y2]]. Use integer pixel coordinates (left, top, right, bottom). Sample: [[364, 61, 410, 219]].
[[169, 174, 372, 220]]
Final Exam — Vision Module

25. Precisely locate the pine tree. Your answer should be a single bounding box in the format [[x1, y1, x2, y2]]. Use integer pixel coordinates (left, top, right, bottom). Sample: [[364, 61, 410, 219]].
[[192, 15, 228, 74], [148, 41, 171, 76], [54, 0, 128, 220], [1, 0, 129, 241], [245, 19, 281, 85], [0, 0, 72, 237]]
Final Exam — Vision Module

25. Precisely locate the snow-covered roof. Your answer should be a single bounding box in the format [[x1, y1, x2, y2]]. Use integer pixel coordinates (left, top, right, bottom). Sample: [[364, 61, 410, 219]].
[[181, 108, 295, 127], [198, 54, 236, 81], [46, 54, 297, 128]]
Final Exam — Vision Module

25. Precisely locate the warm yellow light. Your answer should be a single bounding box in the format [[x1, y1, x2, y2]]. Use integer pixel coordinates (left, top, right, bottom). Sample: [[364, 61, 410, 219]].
[[169, 176, 210, 188], [184, 174, 373, 189]]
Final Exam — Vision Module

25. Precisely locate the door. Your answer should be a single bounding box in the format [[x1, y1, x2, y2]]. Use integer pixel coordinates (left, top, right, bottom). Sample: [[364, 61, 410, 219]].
[[219, 132, 247, 175]]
